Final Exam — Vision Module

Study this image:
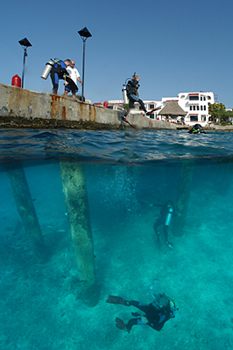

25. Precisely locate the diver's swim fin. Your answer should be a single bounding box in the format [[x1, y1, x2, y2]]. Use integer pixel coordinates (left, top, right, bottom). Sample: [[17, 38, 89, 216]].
[[115, 317, 127, 331], [106, 295, 130, 306]]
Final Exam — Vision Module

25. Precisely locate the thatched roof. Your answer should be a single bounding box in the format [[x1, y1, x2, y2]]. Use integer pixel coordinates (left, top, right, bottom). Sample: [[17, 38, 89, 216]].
[[159, 101, 186, 116]]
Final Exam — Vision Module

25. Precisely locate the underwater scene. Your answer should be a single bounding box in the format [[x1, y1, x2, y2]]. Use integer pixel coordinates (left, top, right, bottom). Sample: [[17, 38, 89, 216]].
[[1, 129, 233, 350]]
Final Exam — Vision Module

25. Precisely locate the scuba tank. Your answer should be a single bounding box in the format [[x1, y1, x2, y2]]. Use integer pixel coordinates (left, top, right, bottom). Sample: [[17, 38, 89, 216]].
[[41, 59, 55, 79], [165, 205, 174, 226], [122, 83, 129, 104]]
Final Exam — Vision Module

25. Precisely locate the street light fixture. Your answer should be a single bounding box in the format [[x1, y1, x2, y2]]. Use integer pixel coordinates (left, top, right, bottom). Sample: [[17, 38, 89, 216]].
[[78, 27, 92, 101], [18, 37, 32, 89]]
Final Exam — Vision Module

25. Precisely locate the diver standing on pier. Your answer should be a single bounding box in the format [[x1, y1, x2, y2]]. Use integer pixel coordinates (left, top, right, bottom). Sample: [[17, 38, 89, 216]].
[[41, 58, 78, 95]]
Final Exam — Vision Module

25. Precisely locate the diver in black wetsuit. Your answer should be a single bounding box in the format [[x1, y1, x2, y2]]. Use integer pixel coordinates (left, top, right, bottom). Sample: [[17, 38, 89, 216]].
[[125, 73, 148, 114], [106, 293, 177, 333]]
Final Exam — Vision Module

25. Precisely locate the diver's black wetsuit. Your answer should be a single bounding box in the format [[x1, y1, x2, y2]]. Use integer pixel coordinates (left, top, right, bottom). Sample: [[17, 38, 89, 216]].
[[129, 300, 174, 331], [107, 294, 176, 333], [126, 78, 147, 113], [50, 60, 69, 94]]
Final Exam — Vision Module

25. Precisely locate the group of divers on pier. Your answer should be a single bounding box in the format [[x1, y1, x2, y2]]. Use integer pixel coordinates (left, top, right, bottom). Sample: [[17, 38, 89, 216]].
[[42, 58, 205, 134]]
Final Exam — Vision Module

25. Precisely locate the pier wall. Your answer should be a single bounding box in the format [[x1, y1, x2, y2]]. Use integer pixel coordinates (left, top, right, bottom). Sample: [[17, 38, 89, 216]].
[[0, 84, 176, 129]]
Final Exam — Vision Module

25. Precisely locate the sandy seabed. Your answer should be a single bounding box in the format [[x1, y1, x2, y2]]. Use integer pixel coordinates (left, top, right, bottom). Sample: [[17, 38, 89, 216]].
[[0, 162, 233, 350]]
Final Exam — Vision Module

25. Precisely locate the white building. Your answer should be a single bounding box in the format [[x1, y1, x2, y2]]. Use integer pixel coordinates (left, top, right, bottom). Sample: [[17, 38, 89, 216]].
[[177, 92, 215, 125]]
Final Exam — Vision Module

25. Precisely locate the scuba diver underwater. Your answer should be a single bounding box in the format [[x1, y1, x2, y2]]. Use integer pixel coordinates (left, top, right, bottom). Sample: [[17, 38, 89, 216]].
[[106, 293, 178, 333], [154, 201, 175, 249]]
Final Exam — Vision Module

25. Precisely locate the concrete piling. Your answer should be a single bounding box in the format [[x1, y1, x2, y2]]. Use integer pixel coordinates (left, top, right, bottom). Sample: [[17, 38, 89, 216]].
[[7, 163, 44, 252]]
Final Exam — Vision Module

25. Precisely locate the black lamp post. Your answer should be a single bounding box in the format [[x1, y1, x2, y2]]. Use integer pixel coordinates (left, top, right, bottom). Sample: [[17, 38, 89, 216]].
[[78, 27, 92, 101], [18, 37, 32, 88]]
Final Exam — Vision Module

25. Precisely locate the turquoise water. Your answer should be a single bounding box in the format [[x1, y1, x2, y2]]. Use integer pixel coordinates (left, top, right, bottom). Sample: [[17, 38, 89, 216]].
[[1, 129, 233, 349]]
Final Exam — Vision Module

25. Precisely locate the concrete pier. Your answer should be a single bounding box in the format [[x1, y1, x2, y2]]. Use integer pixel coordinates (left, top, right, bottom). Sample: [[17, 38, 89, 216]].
[[0, 83, 176, 130]]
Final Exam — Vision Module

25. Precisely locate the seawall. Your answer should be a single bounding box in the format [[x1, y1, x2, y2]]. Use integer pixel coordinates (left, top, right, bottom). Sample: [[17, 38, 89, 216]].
[[0, 84, 176, 130]]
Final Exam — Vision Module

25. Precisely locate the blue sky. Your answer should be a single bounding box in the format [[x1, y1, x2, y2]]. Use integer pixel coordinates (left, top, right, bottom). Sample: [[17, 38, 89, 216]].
[[1, 0, 233, 106]]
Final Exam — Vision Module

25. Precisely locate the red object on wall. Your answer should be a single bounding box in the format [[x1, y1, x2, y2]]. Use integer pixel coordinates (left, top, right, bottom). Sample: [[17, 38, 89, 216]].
[[11, 74, 22, 87], [103, 101, 109, 108]]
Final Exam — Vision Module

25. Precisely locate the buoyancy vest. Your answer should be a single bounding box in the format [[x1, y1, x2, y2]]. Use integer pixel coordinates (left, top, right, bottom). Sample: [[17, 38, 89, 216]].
[[126, 79, 140, 96], [53, 60, 68, 78]]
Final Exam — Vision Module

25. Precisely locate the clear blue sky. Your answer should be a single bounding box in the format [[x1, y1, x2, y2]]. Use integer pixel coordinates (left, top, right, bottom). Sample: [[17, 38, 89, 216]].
[[1, 0, 233, 106]]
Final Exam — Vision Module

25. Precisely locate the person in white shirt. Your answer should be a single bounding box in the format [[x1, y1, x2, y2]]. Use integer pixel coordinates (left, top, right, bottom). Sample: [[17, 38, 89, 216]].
[[64, 60, 82, 97]]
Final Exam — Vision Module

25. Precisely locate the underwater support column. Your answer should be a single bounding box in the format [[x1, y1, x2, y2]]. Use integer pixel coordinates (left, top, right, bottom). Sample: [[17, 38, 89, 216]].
[[60, 161, 98, 306], [7, 164, 44, 251], [174, 161, 193, 236]]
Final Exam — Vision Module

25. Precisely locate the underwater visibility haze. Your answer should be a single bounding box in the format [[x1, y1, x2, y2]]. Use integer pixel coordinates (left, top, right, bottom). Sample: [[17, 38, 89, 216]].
[[0, 129, 233, 350]]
